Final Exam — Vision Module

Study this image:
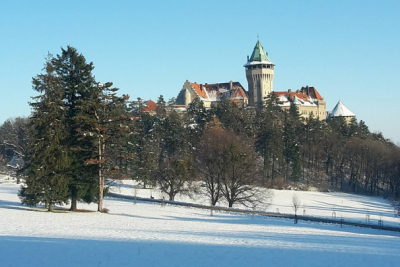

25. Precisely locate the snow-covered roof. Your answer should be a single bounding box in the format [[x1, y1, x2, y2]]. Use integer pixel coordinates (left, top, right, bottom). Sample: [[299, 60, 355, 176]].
[[330, 100, 355, 117], [243, 60, 275, 67], [275, 87, 323, 107]]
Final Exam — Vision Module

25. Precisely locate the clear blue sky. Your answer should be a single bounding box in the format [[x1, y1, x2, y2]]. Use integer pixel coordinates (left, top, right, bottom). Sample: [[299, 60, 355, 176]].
[[1, 0, 399, 144]]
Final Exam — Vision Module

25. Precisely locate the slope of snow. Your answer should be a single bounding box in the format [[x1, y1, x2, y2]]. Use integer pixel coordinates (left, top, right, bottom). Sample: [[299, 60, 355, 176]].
[[109, 180, 400, 228], [1, 176, 400, 267]]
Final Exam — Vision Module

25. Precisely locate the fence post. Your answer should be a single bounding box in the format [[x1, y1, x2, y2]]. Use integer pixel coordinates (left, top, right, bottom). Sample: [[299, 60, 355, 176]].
[[378, 218, 383, 230]]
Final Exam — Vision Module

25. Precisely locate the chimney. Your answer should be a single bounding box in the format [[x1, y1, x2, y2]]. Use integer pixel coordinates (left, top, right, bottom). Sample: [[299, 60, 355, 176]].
[[200, 84, 203, 91], [247, 55, 249, 61], [230, 80, 233, 90]]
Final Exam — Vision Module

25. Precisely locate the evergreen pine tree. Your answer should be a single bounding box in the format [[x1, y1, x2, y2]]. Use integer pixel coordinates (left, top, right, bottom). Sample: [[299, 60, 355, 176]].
[[74, 82, 128, 212], [19, 59, 70, 211], [128, 101, 159, 188], [255, 92, 284, 187], [283, 103, 302, 184], [156, 110, 194, 200], [51, 46, 99, 211]]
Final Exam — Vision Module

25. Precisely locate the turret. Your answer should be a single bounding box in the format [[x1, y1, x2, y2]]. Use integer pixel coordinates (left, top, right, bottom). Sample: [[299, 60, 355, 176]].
[[244, 40, 275, 108], [184, 89, 191, 107]]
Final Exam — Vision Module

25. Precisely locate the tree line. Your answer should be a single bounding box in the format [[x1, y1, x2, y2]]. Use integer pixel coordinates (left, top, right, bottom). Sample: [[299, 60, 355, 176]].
[[0, 46, 399, 212]]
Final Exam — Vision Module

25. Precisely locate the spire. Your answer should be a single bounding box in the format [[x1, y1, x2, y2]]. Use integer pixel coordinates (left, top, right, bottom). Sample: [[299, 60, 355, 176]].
[[249, 40, 270, 62]]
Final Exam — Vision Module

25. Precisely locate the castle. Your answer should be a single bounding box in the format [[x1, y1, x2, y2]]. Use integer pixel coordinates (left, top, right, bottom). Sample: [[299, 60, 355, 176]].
[[173, 40, 353, 121]]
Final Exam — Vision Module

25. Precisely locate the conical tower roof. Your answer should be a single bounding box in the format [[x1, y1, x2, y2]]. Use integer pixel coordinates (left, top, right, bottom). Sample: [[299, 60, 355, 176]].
[[244, 40, 274, 67], [330, 100, 355, 117], [250, 40, 270, 62]]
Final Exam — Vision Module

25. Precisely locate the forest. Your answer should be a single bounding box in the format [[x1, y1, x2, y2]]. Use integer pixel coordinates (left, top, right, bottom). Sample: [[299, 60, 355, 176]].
[[0, 46, 399, 212]]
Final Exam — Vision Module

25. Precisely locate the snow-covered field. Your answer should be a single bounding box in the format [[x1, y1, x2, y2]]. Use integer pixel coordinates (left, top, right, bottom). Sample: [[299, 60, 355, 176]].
[[1, 176, 400, 267], [110, 180, 400, 228]]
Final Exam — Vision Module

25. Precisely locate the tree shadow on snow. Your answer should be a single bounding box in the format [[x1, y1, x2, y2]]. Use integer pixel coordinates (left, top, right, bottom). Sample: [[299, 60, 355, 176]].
[[0, 199, 35, 212], [1, 234, 399, 267]]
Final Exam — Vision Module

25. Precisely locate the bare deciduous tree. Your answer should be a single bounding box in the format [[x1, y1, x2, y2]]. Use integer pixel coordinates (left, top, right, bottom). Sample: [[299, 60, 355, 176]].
[[292, 194, 301, 224], [194, 120, 225, 206], [196, 119, 271, 208]]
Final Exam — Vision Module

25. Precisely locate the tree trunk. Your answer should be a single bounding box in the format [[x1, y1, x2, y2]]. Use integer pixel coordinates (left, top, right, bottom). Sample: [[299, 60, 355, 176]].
[[263, 157, 267, 186], [70, 198, 77, 211], [98, 173, 104, 212], [48, 203, 54, 212], [271, 159, 275, 188], [98, 138, 104, 212]]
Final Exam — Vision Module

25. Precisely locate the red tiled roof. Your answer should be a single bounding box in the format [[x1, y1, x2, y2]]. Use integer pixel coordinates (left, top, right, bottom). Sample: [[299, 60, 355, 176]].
[[191, 82, 248, 100], [300, 86, 324, 100], [275, 91, 308, 102], [232, 87, 248, 99], [142, 100, 157, 112], [275, 86, 324, 102], [191, 83, 208, 99], [309, 87, 323, 101]]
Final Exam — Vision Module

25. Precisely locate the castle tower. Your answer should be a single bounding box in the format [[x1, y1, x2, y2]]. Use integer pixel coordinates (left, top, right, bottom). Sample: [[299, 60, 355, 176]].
[[244, 40, 275, 108], [329, 100, 355, 123]]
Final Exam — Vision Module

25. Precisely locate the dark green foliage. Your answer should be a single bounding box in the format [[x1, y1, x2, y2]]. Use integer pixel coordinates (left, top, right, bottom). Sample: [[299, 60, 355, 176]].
[[187, 97, 208, 132], [21, 47, 127, 212], [50, 46, 99, 210], [156, 108, 194, 200], [157, 153, 195, 201], [129, 103, 159, 188], [211, 96, 254, 138], [283, 104, 302, 184], [16, 47, 400, 211], [255, 92, 284, 187], [155, 95, 167, 119], [74, 81, 128, 212], [19, 59, 71, 211]]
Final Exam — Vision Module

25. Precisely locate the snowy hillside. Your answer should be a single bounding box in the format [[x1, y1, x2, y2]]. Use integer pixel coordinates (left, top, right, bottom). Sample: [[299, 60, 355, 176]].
[[1, 175, 400, 267], [109, 179, 400, 228]]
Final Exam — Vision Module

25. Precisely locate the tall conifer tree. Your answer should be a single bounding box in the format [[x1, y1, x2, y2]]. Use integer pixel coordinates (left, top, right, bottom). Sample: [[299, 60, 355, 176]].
[[51, 46, 99, 211], [74, 82, 128, 212], [19, 59, 70, 211]]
